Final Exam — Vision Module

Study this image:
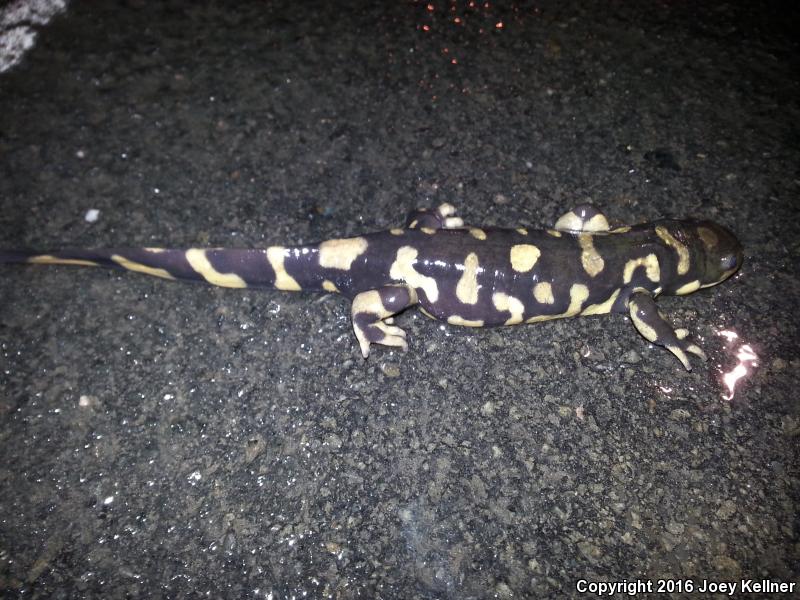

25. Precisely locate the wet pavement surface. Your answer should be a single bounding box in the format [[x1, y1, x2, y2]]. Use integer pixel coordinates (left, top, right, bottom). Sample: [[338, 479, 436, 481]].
[[1, 1, 798, 598]]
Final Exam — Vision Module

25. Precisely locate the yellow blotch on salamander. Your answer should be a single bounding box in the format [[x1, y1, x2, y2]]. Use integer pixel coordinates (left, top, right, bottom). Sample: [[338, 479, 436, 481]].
[[623, 254, 660, 284], [526, 283, 588, 323], [674, 280, 701, 295], [112, 255, 175, 280], [318, 237, 368, 270], [389, 246, 439, 303], [469, 228, 487, 241], [533, 282, 554, 304], [697, 226, 718, 248], [264, 247, 302, 291], [629, 298, 658, 342], [455, 252, 480, 305], [447, 315, 484, 327], [581, 289, 621, 316], [563, 283, 589, 316], [509, 244, 541, 273], [28, 255, 98, 267], [655, 226, 690, 275], [492, 292, 525, 325], [578, 234, 605, 277], [185, 249, 247, 288]]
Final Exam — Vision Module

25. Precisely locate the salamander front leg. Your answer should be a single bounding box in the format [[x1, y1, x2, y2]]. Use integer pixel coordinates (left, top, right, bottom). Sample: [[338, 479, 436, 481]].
[[405, 203, 464, 230], [628, 292, 708, 371], [351, 285, 419, 358]]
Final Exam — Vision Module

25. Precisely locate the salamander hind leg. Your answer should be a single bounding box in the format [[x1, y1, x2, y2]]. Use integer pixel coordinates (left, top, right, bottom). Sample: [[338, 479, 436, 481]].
[[628, 292, 707, 371], [351, 285, 419, 358], [405, 203, 464, 230], [554, 203, 610, 232]]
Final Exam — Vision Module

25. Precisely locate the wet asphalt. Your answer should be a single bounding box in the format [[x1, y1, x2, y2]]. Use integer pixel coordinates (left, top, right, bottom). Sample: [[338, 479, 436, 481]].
[[0, 1, 798, 598]]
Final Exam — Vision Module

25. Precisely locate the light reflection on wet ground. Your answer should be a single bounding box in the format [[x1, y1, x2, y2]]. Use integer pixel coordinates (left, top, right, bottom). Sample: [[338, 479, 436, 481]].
[[0, 0, 68, 73], [718, 329, 759, 401]]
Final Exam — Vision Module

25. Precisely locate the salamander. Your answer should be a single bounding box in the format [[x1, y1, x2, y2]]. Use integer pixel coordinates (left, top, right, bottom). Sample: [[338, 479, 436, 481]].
[[0, 203, 742, 370]]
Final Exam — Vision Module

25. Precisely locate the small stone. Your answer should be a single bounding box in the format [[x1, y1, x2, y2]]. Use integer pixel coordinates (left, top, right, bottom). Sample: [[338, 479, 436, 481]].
[[716, 499, 737, 520], [669, 408, 691, 421], [577, 541, 602, 562], [325, 541, 341, 554], [324, 433, 343, 451], [381, 363, 400, 378], [622, 349, 641, 364], [666, 521, 684, 535], [713, 555, 741, 577], [78, 395, 97, 407], [661, 533, 678, 551], [621, 531, 634, 545]]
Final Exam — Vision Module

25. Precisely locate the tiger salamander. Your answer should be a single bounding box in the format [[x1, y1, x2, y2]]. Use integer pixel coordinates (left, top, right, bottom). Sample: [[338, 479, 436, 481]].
[[0, 203, 742, 370]]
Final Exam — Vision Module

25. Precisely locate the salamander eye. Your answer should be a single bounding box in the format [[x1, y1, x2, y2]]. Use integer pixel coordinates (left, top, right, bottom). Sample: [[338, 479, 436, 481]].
[[719, 252, 739, 271]]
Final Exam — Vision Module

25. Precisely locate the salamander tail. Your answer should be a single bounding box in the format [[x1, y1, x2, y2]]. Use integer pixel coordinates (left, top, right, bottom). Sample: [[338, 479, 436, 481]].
[[0, 246, 336, 292], [0, 249, 46, 264]]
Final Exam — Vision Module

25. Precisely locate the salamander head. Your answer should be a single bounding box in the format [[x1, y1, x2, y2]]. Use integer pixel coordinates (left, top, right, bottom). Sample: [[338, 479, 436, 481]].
[[693, 220, 743, 287], [658, 220, 742, 294]]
